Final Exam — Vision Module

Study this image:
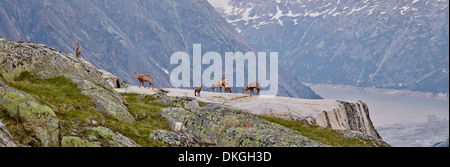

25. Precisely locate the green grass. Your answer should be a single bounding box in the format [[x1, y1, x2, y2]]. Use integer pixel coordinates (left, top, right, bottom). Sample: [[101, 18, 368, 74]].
[[3, 71, 170, 147], [259, 115, 379, 147]]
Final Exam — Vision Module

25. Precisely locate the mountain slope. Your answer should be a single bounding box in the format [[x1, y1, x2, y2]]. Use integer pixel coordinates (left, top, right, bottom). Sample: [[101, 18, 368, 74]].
[[1, 39, 388, 147], [0, 0, 321, 99], [212, 0, 449, 94]]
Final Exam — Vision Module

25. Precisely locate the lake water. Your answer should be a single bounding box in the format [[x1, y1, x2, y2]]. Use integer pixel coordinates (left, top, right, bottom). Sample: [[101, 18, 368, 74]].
[[311, 86, 449, 147], [311, 86, 449, 126]]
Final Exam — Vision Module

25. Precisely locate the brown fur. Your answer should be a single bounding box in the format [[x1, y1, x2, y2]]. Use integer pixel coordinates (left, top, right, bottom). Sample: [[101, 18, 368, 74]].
[[243, 81, 260, 96], [134, 72, 154, 90], [194, 86, 203, 97], [224, 86, 232, 93], [212, 77, 230, 93], [76, 42, 81, 58]]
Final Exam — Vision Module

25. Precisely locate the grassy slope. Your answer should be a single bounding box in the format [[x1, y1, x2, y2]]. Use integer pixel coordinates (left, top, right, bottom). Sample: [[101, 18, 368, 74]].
[[1, 71, 169, 147]]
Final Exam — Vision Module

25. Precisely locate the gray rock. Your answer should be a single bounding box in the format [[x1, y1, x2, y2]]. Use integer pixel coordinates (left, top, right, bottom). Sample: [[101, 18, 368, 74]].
[[61, 136, 101, 147], [150, 130, 204, 147], [86, 126, 140, 147], [0, 119, 17, 147], [0, 86, 59, 147], [69, 77, 134, 123], [161, 103, 328, 147]]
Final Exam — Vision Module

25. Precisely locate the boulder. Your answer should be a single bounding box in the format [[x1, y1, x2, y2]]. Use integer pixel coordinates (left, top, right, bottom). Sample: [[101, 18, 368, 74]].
[[97, 70, 129, 88], [86, 126, 140, 147], [0, 119, 17, 147], [0, 86, 59, 147], [69, 77, 134, 123], [61, 136, 101, 147], [150, 130, 204, 147]]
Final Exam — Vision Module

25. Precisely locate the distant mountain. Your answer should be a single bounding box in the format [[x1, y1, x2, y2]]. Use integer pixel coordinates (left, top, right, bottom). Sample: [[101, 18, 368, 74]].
[[0, 0, 321, 99], [212, 0, 449, 94]]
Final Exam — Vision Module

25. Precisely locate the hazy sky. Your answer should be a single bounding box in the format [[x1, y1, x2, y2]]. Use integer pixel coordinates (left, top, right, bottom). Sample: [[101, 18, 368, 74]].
[[207, 0, 230, 8]]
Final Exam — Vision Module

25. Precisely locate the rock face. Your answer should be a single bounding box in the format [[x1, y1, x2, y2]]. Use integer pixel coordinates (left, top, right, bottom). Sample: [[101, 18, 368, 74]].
[[0, 39, 134, 123], [316, 101, 381, 139], [0, 84, 59, 147], [0, 119, 17, 147], [153, 94, 327, 147], [86, 126, 140, 147]]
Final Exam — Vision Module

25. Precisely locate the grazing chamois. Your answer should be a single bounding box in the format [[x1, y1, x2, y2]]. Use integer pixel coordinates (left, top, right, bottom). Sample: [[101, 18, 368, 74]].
[[212, 77, 230, 93], [134, 72, 154, 90], [224, 86, 232, 93], [243, 81, 260, 96], [76, 42, 81, 58], [194, 86, 203, 97]]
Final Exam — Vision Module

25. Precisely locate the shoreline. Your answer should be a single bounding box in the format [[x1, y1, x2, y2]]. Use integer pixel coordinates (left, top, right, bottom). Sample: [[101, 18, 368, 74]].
[[306, 83, 449, 101]]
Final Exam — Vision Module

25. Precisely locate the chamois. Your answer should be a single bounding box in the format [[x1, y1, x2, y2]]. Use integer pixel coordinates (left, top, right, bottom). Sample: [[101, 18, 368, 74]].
[[224, 86, 232, 93], [243, 81, 260, 96], [76, 42, 81, 58], [134, 72, 154, 90], [194, 86, 203, 97], [212, 77, 230, 93]]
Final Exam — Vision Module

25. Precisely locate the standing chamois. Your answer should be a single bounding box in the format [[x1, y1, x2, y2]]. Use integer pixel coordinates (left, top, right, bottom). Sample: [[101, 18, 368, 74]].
[[243, 81, 260, 96], [76, 42, 81, 58], [194, 86, 203, 97], [212, 77, 230, 93], [134, 72, 154, 90]]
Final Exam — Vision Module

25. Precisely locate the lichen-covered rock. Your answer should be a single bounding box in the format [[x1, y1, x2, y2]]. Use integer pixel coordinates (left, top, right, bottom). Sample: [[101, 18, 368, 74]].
[[0, 85, 59, 147], [0, 86, 36, 117], [0, 119, 17, 147], [161, 101, 327, 147], [154, 95, 199, 109], [61, 136, 101, 147], [150, 130, 204, 147], [0, 40, 109, 88], [97, 69, 129, 89], [86, 126, 139, 147], [69, 77, 134, 123], [0, 39, 133, 123], [18, 101, 59, 147]]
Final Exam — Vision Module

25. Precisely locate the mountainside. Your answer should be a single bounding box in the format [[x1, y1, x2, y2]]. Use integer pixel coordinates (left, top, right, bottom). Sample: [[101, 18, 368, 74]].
[[212, 0, 449, 94], [0, 39, 387, 147], [0, 0, 320, 99]]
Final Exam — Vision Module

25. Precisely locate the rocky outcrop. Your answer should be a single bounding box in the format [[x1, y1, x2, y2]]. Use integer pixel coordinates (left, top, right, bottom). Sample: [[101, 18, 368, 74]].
[[0, 84, 59, 147], [0, 119, 17, 147], [150, 130, 204, 147], [86, 126, 140, 147], [0, 39, 134, 123], [69, 77, 134, 123], [152, 94, 327, 147], [120, 87, 383, 140], [97, 70, 129, 89], [61, 136, 101, 147], [315, 101, 381, 139]]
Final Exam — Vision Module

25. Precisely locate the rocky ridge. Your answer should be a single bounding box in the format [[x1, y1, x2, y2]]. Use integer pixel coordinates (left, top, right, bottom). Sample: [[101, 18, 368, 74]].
[[1, 39, 388, 147]]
